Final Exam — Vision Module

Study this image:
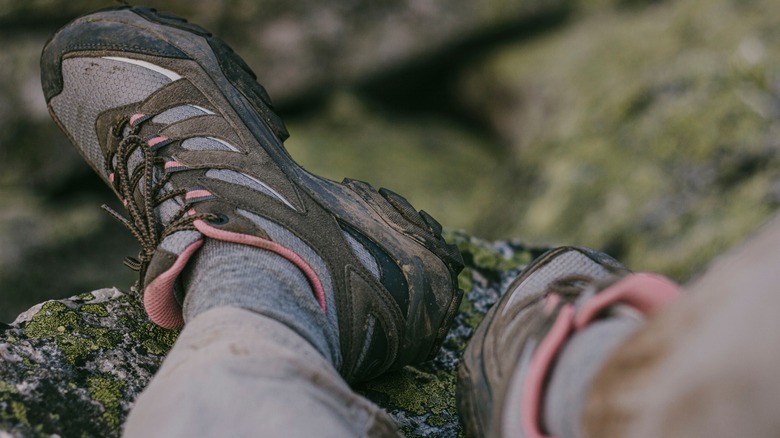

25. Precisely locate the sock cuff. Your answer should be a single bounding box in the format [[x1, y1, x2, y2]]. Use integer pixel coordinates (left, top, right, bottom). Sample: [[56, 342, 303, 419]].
[[181, 239, 342, 368]]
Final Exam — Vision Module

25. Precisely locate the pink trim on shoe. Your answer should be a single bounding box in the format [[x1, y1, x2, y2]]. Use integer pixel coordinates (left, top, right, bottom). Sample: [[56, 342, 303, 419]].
[[185, 189, 214, 202], [147, 136, 168, 148], [129, 113, 146, 126], [543, 293, 561, 313], [520, 273, 680, 437], [146, 136, 172, 151], [164, 160, 187, 171], [574, 273, 680, 329], [143, 239, 204, 329], [193, 219, 327, 313]]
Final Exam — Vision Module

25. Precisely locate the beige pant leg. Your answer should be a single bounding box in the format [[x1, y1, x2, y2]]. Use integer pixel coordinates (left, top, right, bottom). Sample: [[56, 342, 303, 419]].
[[123, 307, 399, 438], [583, 214, 780, 438]]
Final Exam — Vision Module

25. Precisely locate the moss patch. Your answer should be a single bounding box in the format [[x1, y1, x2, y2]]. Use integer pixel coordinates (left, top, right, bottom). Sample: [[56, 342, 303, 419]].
[[24, 302, 122, 365], [358, 367, 459, 436], [79, 303, 109, 317], [0, 381, 18, 396], [454, 233, 532, 273], [87, 376, 125, 431]]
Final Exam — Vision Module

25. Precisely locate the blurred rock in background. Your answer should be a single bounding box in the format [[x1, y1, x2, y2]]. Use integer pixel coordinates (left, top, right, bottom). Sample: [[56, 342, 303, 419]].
[[1, 0, 779, 321]]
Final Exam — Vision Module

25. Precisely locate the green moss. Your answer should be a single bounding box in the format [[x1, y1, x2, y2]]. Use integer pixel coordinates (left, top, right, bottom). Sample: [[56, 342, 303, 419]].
[[0, 380, 18, 396], [456, 284, 488, 335], [126, 319, 178, 356], [79, 304, 109, 317], [140, 331, 178, 356], [24, 301, 122, 365], [360, 366, 458, 434], [457, 268, 474, 295], [86, 376, 124, 431], [456, 0, 780, 280], [457, 237, 531, 272], [10, 401, 28, 426], [113, 295, 178, 356], [78, 292, 95, 301], [425, 412, 450, 428]]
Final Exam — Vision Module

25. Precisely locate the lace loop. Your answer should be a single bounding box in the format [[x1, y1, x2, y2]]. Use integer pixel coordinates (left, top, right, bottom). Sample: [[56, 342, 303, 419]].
[[102, 114, 205, 277]]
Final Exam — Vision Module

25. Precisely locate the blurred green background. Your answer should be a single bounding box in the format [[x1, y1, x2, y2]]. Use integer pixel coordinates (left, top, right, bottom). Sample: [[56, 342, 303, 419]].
[[1, 0, 779, 321]]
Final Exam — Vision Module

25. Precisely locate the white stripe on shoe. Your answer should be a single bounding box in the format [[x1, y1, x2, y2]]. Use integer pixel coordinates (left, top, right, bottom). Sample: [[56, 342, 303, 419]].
[[103, 56, 182, 81]]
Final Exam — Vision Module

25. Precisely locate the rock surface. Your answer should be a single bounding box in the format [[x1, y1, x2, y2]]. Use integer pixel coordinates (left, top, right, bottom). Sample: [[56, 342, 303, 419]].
[[0, 233, 544, 437]]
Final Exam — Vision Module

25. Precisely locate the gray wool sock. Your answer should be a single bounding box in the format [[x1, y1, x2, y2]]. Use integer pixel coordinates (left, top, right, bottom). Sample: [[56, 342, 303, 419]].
[[543, 318, 639, 438], [181, 239, 342, 369]]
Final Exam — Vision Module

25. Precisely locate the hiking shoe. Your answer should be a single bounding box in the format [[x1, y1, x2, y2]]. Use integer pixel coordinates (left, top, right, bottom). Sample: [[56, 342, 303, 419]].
[[41, 6, 464, 383], [457, 247, 679, 437]]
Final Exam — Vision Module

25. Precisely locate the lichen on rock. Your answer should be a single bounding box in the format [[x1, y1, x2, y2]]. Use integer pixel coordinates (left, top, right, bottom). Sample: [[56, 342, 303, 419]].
[[0, 288, 177, 437]]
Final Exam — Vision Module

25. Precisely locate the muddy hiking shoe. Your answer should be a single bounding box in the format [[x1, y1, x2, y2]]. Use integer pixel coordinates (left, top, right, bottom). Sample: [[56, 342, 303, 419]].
[[41, 6, 464, 383], [458, 247, 679, 437]]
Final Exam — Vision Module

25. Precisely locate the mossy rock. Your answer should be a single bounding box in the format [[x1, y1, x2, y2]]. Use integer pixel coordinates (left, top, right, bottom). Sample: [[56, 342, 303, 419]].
[[457, 0, 780, 280], [0, 289, 176, 437]]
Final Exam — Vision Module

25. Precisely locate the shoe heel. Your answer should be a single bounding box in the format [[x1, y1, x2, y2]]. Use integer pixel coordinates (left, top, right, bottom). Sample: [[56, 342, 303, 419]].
[[378, 187, 430, 231]]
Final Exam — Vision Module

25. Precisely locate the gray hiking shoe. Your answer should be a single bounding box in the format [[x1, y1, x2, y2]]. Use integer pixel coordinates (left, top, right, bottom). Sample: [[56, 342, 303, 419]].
[[41, 6, 463, 383], [457, 247, 679, 437]]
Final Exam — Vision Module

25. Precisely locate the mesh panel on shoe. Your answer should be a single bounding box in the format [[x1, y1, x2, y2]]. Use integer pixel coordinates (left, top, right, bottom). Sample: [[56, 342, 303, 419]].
[[50, 57, 173, 178], [159, 230, 202, 254], [152, 105, 211, 124], [502, 251, 613, 314], [182, 137, 239, 152], [205, 169, 296, 209], [125, 147, 145, 185]]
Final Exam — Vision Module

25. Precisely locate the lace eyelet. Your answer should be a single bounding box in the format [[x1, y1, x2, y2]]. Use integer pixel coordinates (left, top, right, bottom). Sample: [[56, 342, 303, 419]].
[[208, 213, 229, 225]]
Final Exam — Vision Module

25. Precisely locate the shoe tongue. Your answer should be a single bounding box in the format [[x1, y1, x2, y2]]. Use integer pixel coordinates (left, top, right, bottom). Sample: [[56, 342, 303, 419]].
[[126, 157, 182, 230], [142, 229, 205, 329], [158, 229, 202, 254], [144, 229, 204, 284], [157, 182, 184, 225]]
